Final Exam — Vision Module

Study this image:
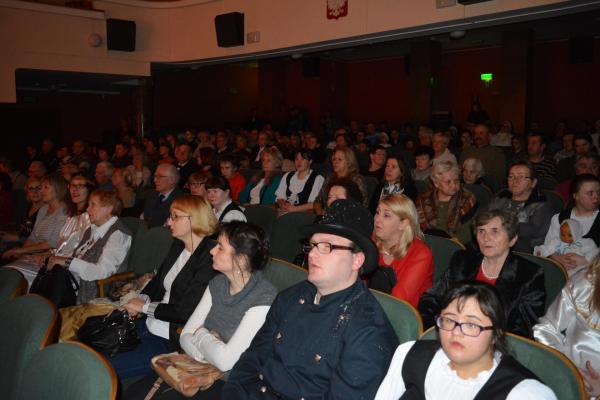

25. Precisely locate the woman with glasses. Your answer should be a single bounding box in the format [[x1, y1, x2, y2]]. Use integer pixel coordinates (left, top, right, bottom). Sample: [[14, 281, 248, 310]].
[[376, 281, 556, 399], [187, 171, 211, 199], [489, 160, 554, 253], [419, 209, 545, 338], [113, 195, 218, 379]]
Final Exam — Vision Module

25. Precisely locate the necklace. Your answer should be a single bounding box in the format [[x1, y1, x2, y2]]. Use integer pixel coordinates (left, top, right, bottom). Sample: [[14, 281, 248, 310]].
[[481, 260, 500, 279]]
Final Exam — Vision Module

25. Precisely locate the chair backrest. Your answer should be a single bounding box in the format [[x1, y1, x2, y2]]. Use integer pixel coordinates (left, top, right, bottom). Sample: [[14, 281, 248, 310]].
[[464, 183, 492, 210], [423, 234, 465, 283], [244, 205, 278, 240], [371, 289, 422, 343], [17, 342, 117, 400], [127, 226, 174, 276], [0, 268, 27, 304], [541, 189, 565, 214], [419, 328, 586, 399], [0, 295, 58, 400], [263, 258, 308, 292], [119, 217, 147, 242], [270, 211, 314, 263], [513, 252, 567, 310]]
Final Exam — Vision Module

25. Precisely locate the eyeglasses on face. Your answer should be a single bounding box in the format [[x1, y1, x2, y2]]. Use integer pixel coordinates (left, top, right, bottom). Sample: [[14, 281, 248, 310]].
[[302, 241, 355, 255], [435, 316, 493, 337], [168, 213, 191, 221]]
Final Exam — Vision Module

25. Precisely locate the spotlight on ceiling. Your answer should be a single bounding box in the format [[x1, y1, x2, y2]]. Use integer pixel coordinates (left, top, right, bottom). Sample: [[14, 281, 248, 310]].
[[449, 30, 466, 40]]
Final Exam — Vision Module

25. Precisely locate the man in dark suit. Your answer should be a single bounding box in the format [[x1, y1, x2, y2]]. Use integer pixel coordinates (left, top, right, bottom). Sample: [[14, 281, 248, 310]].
[[174, 143, 198, 187], [142, 163, 183, 228]]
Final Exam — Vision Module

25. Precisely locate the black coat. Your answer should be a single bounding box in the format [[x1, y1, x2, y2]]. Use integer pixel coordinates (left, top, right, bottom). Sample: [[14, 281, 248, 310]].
[[418, 249, 545, 338], [141, 237, 217, 345], [142, 186, 184, 228]]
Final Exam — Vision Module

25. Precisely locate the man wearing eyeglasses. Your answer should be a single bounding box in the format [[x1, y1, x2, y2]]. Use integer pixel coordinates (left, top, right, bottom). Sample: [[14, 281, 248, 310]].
[[142, 164, 183, 228], [223, 199, 398, 400]]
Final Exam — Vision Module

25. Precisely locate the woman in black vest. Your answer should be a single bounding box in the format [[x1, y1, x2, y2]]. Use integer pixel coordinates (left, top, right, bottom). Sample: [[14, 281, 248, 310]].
[[375, 282, 556, 399], [275, 150, 325, 214], [205, 176, 246, 223], [112, 195, 218, 380]]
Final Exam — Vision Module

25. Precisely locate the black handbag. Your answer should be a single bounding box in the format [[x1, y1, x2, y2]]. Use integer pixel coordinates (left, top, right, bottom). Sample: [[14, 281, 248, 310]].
[[30, 263, 79, 308], [77, 309, 141, 357]]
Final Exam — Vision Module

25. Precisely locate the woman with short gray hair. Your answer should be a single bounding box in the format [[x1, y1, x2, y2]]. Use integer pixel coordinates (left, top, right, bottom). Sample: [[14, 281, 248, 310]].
[[462, 157, 485, 185]]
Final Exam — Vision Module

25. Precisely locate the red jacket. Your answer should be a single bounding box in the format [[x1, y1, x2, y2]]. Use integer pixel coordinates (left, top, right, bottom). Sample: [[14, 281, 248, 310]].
[[228, 172, 246, 202]]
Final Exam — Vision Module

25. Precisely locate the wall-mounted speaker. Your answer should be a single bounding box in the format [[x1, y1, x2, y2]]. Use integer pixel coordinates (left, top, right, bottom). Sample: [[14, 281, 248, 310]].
[[569, 36, 593, 64], [214, 12, 244, 48], [106, 19, 136, 52]]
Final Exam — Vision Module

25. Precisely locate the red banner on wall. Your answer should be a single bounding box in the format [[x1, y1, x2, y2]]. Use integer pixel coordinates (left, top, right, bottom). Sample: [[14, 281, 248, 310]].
[[327, 0, 348, 20]]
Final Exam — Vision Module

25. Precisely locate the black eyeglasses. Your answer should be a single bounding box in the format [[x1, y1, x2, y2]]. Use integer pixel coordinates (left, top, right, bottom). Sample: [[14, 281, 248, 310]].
[[302, 242, 355, 255], [435, 316, 493, 337]]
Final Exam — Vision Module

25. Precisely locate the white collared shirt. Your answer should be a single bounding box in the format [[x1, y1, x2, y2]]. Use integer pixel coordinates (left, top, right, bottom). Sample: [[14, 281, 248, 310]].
[[213, 199, 246, 223]]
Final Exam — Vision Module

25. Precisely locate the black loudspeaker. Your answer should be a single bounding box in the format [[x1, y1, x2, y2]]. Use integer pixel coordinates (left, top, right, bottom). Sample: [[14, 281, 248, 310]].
[[106, 19, 136, 52], [214, 12, 244, 47], [302, 58, 320, 78], [569, 36, 593, 64]]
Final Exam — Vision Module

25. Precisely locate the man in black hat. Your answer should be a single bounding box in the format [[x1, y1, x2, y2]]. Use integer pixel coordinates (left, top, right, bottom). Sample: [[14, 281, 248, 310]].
[[223, 199, 399, 399]]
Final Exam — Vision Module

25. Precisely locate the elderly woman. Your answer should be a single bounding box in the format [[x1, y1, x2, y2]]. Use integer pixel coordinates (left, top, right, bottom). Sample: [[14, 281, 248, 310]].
[[313, 146, 368, 214], [113, 195, 217, 379], [239, 146, 283, 206], [206, 176, 246, 223], [415, 161, 477, 243], [275, 150, 324, 214], [378, 282, 555, 400], [47, 189, 131, 304], [488, 160, 554, 253], [540, 173, 600, 273], [369, 194, 433, 307], [461, 157, 486, 186], [432, 131, 457, 166], [369, 155, 417, 213], [418, 209, 546, 338], [112, 167, 140, 217]]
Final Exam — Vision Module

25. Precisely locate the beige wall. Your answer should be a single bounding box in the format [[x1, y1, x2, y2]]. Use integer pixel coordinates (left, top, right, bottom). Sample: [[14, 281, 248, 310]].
[[0, 0, 566, 102]]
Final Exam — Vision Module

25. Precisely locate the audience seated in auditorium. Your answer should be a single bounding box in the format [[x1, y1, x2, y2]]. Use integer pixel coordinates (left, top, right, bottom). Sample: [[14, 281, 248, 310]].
[[0, 158, 27, 191], [239, 146, 283, 206], [459, 124, 507, 186], [143, 164, 184, 228], [158, 144, 176, 165], [555, 152, 599, 204], [418, 209, 545, 338], [527, 132, 557, 181], [112, 142, 132, 168], [27, 160, 47, 179], [125, 221, 278, 399], [461, 157, 488, 189], [112, 167, 142, 218], [275, 150, 324, 214], [127, 151, 153, 189], [490, 120, 514, 147], [70, 139, 93, 174], [553, 132, 574, 164], [557, 132, 594, 182], [370, 155, 417, 213], [377, 282, 556, 400], [368, 194, 433, 307], [206, 176, 246, 223], [219, 154, 246, 202], [362, 145, 388, 180], [432, 131, 457, 166], [415, 161, 477, 243], [412, 145, 434, 183], [174, 143, 198, 187], [95, 161, 114, 191], [489, 160, 554, 253], [303, 131, 328, 164], [112, 195, 216, 379]]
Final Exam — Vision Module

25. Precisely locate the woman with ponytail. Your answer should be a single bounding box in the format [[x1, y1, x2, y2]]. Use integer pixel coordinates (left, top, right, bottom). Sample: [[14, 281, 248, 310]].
[[534, 258, 600, 397]]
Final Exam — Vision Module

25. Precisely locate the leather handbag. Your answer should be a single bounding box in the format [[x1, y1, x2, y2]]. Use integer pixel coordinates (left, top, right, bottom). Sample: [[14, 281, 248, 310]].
[[145, 352, 223, 398], [30, 263, 79, 308], [77, 309, 140, 357]]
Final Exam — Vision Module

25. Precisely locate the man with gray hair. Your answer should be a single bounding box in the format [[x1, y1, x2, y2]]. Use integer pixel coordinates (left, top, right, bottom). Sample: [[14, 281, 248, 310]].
[[95, 161, 114, 191], [142, 163, 183, 228]]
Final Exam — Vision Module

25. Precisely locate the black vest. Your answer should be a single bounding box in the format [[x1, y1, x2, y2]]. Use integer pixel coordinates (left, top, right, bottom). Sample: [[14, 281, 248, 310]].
[[285, 170, 320, 205], [400, 340, 539, 400], [558, 208, 600, 246], [218, 202, 243, 222]]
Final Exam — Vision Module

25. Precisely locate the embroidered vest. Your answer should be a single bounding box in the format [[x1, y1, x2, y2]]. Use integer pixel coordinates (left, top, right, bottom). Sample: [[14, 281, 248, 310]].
[[219, 202, 244, 222], [285, 170, 320, 205]]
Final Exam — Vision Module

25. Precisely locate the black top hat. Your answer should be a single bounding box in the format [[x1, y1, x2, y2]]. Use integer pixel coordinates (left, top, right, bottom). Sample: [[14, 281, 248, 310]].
[[302, 199, 377, 274]]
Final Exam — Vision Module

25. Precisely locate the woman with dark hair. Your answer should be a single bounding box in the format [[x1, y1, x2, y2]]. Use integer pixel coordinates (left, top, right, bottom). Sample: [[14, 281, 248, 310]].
[[369, 155, 417, 213], [238, 147, 283, 206], [206, 176, 246, 223], [53, 175, 93, 256], [324, 177, 364, 208], [377, 282, 556, 399], [125, 221, 277, 399], [275, 150, 324, 214], [112, 195, 217, 379], [540, 173, 600, 273], [418, 209, 546, 338]]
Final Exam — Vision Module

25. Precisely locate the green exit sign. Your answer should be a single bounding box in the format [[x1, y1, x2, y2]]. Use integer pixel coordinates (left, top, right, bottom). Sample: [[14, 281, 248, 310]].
[[481, 73, 493, 82]]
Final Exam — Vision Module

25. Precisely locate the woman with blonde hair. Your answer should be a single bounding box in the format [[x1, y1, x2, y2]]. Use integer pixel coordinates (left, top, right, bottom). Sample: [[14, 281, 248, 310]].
[[534, 257, 600, 397], [239, 146, 283, 206], [114, 195, 218, 379], [368, 194, 434, 307]]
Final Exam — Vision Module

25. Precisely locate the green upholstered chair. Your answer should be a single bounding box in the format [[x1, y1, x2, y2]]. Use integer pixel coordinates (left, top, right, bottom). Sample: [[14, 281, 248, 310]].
[[0, 294, 58, 400], [423, 234, 466, 283], [0, 268, 27, 304], [270, 211, 314, 263], [119, 216, 147, 241], [97, 226, 173, 297], [420, 327, 586, 399], [244, 205, 279, 240], [514, 252, 567, 311], [371, 289, 422, 343], [263, 258, 308, 292], [16, 342, 117, 400]]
